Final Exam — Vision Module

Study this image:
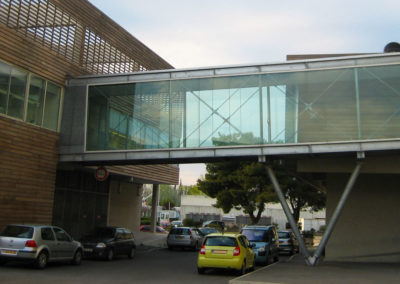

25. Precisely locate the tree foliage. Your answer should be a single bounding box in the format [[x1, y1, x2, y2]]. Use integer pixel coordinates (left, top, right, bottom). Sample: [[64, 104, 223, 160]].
[[159, 184, 180, 208], [197, 161, 278, 224], [278, 172, 326, 223], [197, 132, 326, 225], [197, 161, 326, 225]]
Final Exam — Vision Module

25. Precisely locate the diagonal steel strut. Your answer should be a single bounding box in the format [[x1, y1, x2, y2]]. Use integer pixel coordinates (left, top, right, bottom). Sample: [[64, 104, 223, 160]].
[[266, 165, 312, 265], [266, 159, 363, 266], [309, 161, 363, 266]]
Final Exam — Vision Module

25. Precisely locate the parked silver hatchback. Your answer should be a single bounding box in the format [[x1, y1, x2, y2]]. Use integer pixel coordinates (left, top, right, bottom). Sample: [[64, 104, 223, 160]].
[[167, 227, 203, 250], [0, 224, 83, 269]]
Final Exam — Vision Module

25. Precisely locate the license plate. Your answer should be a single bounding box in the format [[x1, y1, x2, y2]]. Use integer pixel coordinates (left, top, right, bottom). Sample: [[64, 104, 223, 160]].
[[212, 250, 227, 254], [84, 248, 93, 252], [1, 249, 17, 255], [176, 236, 184, 239]]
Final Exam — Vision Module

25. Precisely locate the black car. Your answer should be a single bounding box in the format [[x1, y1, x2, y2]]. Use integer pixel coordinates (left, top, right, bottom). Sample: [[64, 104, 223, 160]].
[[81, 227, 136, 261], [198, 227, 219, 236]]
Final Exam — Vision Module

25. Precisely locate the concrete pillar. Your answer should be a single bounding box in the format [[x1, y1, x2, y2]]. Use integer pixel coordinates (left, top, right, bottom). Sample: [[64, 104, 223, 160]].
[[150, 184, 159, 233], [326, 173, 400, 263], [108, 180, 143, 232]]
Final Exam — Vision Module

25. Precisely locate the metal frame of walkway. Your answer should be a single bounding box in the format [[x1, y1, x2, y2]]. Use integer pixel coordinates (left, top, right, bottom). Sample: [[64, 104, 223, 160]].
[[60, 53, 400, 266]]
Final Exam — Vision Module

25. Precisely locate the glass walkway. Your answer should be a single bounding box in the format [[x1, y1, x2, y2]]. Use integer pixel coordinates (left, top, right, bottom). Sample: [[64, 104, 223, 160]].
[[60, 53, 400, 164]]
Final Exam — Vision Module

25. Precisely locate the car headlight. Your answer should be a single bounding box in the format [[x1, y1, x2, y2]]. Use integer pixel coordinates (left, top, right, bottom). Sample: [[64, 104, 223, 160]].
[[96, 242, 106, 248], [258, 246, 265, 253]]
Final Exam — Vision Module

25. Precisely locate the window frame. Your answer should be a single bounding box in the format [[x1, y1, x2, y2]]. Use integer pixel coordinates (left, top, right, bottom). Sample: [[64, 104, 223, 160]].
[[0, 59, 64, 132]]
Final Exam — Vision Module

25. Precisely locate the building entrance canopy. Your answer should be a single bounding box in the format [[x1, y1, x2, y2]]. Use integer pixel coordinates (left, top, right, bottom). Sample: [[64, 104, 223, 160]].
[[60, 54, 400, 164]]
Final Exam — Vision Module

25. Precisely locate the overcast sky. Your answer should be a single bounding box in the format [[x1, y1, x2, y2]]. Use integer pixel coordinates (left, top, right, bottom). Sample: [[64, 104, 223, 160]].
[[89, 0, 399, 184]]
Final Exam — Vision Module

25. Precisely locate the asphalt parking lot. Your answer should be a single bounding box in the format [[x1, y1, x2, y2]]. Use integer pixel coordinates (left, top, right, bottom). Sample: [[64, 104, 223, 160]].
[[0, 246, 246, 284]]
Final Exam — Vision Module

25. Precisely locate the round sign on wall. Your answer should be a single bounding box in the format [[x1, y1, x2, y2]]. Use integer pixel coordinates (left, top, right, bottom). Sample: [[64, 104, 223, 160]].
[[95, 166, 109, 181]]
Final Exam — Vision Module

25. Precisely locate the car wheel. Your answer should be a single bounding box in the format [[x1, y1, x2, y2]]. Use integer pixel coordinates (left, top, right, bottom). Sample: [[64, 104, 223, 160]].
[[71, 250, 82, 265], [35, 251, 48, 269], [0, 259, 7, 266], [106, 248, 114, 261], [266, 252, 273, 265], [168, 245, 173, 250], [274, 253, 279, 262], [197, 267, 205, 274], [128, 247, 136, 259], [238, 260, 247, 275]]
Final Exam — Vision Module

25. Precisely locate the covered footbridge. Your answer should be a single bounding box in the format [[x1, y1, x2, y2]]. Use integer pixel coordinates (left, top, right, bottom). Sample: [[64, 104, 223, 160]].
[[60, 53, 400, 265]]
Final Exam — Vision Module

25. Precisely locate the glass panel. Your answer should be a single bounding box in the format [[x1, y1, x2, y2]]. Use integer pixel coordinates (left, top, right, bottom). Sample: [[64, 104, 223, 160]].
[[43, 82, 61, 130], [358, 65, 400, 139], [7, 68, 27, 119], [87, 84, 135, 150], [134, 81, 170, 149], [27, 76, 46, 125], [265, 68, 357, 143], [86, 64, 400, 151], [0, 61, 11, 114]]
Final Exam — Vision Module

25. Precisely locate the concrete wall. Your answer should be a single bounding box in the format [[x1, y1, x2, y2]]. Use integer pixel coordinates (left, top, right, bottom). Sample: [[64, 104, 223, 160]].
[[108, 180, 143, 232], [326, 173, 400, 263]]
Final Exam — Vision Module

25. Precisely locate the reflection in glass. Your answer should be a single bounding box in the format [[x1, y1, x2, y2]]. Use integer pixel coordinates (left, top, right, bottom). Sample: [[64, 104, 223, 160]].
[[86, 64, 400, 151], [0, 61, 11, 114], [8, 69, 27, 119], [43, 82, 61, 130], [27, 76, 46, 126]]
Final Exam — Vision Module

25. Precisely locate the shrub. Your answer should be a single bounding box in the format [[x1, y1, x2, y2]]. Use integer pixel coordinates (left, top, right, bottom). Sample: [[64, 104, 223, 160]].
[[141, 217, 151, 225], [183, 218, 195, 227]]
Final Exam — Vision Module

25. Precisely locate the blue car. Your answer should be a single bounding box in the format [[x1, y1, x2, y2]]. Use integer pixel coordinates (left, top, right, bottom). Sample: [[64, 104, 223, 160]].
[[240, 225, 279, 265]]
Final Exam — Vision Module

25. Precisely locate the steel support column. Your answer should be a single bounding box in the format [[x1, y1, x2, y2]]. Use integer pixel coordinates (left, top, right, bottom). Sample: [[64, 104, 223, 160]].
[[266, 165, 312, 265], [150, 184, 160, 233], [309, 161, 363, 265]]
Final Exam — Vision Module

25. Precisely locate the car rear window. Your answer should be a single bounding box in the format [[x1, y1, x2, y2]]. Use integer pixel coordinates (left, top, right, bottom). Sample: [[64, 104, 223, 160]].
[[91, 227, 115, 238], [241, 229, 267, 242], [170, 228, 190, 235], [204, 236, 238, 247], [0, 225, 34, 238], [278, 232, 290, 238]]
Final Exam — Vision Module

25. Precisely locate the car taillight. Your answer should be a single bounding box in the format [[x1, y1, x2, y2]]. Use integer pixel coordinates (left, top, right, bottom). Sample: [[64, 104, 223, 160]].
[[25, 240, 37, 248], [190, 231, 193, 240], [200, 245, 206, 255], [233, 246, 240, 256]]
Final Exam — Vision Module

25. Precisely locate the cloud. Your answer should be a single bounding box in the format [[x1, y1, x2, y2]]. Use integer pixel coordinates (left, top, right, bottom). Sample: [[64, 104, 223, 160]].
[[90, 0, 400, 68]]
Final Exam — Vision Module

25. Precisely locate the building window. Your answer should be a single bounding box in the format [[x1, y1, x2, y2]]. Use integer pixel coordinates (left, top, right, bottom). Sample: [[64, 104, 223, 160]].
[[0, 60, 63, 131], [0, 61, 11, 114], [27, 76, 46, 126], [43, 82, 61, 131], [7, 69, 27, 120]]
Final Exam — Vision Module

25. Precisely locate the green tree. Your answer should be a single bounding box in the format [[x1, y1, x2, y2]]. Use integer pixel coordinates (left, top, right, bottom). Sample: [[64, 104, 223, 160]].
[[198, 132, 326, 225], [159, 184, 180, 207], [186, 184, 205, 195], [197, 161, 278, 224], [279, 172, 326, 223]]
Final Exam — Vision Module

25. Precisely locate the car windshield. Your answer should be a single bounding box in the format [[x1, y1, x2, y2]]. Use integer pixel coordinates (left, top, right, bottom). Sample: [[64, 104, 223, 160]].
[[90, 227, 115, 238], [0, 225, 34, 238], [278, 232, 290, 238], [241, 229, 267, 242], [204, 236, 237, 247]]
